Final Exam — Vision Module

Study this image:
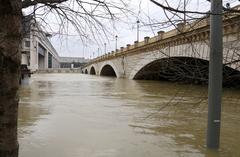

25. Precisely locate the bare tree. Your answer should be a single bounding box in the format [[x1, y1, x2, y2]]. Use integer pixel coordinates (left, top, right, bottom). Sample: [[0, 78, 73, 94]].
[[0, 1, 22, 156], [145, 0, 240, 150], [0, 0, 131, 156], [85, 0, 240, 150], [141, 0, 240, 85]]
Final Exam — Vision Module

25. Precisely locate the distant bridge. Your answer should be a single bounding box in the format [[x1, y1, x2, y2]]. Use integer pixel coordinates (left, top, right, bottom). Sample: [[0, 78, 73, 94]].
[[83, 13, 240, 86], [37, 68, 82, 73]]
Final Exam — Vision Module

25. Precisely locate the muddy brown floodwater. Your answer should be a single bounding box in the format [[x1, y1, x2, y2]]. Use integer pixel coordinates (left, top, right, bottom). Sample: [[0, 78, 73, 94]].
[[18, 73, 240, 157]]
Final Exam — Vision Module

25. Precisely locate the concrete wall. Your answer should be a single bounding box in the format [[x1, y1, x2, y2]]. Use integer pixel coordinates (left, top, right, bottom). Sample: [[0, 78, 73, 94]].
[[21, 53, 28, 65], [38, 54, 45, 69], [52, 56, 60, 68], [37, 68, 82, 73], [21, 19, 60, 72]]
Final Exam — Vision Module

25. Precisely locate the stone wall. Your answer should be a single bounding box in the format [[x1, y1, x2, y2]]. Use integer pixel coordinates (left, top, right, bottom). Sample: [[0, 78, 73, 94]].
[[37, 68, 82, 73]]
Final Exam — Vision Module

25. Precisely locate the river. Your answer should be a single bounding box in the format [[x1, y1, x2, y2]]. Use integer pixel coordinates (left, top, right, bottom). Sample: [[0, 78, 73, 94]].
[[18, 73, 240, 157]]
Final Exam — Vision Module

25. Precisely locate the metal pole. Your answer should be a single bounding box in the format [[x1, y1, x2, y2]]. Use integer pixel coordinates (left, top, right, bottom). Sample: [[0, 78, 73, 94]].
[[207, 0, 223, 149], [115, 35, 118, 51], [82, 46, 84, 58], [183, 0, 186, 24], [137, 20, 140, 41], [104, 43, 106, 54]]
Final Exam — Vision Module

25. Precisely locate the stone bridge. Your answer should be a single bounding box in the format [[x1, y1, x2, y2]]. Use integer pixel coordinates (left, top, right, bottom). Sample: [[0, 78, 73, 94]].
[[83, 13, 240, 86]]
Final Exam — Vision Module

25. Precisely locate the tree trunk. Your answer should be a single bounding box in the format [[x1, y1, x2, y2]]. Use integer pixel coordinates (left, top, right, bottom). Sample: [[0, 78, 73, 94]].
[[0, 0, 22, 156]]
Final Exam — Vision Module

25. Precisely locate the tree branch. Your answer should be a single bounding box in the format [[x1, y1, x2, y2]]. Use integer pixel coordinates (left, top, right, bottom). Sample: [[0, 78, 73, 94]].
[[22, 0, 67, 8]]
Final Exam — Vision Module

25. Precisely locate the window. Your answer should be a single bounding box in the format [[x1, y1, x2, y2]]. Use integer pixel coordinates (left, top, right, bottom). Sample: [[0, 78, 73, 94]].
[[48, 53, 52, 68], [27, 54, 30, 66], [25, 41, 30, 47]]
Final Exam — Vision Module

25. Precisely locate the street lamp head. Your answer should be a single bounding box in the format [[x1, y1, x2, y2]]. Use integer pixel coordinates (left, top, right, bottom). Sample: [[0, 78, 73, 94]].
[[136, 20, 140, 41]]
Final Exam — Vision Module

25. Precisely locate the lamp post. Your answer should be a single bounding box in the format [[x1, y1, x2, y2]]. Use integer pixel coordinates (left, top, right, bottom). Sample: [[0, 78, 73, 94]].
[[104, 43, 106, 55], [137, 20, 140, 41], [115, 35, 118, 51], [82, 45, 85, 58], [183, 0, 186, 24], [207, 0, 223, 149]]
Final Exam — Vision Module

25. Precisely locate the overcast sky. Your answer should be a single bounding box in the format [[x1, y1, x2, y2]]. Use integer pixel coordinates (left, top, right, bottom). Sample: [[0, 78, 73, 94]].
[[34, 0, 239, 59]]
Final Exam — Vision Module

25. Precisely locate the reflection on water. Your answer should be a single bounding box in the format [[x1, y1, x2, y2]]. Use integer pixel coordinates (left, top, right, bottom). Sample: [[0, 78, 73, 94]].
[[18, 74, 240, 157]]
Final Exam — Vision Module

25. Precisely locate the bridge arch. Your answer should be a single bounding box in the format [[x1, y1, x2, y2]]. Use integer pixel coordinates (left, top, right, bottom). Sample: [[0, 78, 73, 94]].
[[131, 55, 240, 86], [85, 69, 88, 74], [129, 51, 170, 79], [133, 56, 209, 83], [99, 61, 119, 77], [90, 66, 96, 75]]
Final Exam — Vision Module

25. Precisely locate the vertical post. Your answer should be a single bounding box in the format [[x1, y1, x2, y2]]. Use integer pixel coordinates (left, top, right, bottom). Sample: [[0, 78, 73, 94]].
[[115, 35, 118, 51], [36, 42, 39, 70], [207, 0, 223, 149], [137, 20, 140, 41], [45, 51, 49, 69], [82, 45, 85, 58], [183, 0, 186, 24], [104, 43, 106, 55]]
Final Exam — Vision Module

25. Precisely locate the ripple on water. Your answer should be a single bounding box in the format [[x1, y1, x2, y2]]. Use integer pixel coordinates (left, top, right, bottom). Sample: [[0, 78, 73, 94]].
[[18, 74, 240, 157]]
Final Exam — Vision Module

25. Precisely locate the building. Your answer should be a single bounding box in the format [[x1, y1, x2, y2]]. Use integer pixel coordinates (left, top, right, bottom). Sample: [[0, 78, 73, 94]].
[[59, 57, 89, 68], [21, 16, 60, 72]]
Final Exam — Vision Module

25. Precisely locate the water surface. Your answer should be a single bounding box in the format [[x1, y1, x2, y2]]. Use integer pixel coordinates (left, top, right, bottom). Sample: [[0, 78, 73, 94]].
[[18, 74, 240, 157]]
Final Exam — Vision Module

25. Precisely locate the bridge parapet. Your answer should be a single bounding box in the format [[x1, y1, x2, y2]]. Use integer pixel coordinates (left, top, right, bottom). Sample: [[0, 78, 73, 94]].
[[84, 9, 240, 69], [83, 6, 240, 85]]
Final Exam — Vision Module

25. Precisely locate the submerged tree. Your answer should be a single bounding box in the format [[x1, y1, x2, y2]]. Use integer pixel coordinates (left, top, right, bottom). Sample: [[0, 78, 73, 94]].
[[0, 0, 131, 156], [0, 1, 22, 156]]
